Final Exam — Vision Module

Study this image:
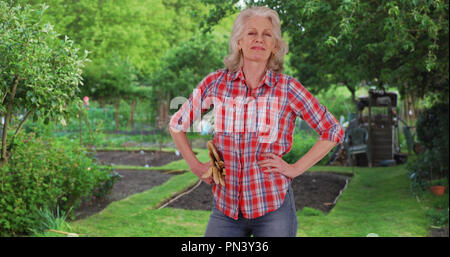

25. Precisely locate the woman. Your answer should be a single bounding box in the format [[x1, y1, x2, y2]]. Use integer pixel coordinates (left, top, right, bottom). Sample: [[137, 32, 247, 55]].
[[169, 6, 344, 237]]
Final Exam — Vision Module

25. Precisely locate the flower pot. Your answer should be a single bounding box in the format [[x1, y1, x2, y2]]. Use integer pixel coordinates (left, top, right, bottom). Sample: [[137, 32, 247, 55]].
[[430, 185, 446, 196]]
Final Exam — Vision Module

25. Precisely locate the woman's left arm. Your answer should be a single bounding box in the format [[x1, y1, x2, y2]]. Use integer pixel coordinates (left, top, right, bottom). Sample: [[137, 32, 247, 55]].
[[258, 78, 344, 179], [258, 140, 337, 179]]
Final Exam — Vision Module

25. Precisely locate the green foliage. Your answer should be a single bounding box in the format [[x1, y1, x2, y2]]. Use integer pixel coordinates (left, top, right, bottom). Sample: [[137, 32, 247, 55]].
[[82, 53, 139, 100], [282, 128, 330, 165], [415, 102, 449, 179], [0, 1, 88, 165], [199, 0, 241, 34], [31, 205, 73, 235], [0, 1, 88, 121], [152, 34, 226, 98], [315, 86, 356, 120], [406, 152, 434, 193], [21, 0, 210, 75], [416, 103, 449, 151], [0, 132, 118, 236], [426, 207, 449, 228], [149, 33, 227, 123]]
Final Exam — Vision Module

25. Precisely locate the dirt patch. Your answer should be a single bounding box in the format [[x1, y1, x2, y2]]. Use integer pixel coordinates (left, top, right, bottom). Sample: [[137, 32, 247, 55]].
[[166, 171, 352, 213], [94, 150, 182, 167], [430, 227, 449, 237], [292, 172, 351, 212], [74, 169, 181, 220]]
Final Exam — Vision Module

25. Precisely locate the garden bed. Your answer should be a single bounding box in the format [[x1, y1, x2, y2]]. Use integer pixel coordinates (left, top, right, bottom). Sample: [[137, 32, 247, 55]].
[[74, 169, 186, 220], [74, 170, 352, 221], [166, 171, 352, 213], [94, 149, 183, 166]]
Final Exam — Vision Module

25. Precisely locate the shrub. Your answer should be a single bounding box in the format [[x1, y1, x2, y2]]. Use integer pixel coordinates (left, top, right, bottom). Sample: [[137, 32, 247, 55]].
[[406, 102, 449, 193], [0, 2, 88, 165], [0, 132, 118, 236], [416, 102, 449, 176], [406, 152, 433, 193], [407, 103, 449, 192], [426, 208, 449, 228]]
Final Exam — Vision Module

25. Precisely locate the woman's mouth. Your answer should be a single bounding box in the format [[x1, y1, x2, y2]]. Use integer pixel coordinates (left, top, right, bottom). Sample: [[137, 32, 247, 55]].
[[250, 46, 266, 50]]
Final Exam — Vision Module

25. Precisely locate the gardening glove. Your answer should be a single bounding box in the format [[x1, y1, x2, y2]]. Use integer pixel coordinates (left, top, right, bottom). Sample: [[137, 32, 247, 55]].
[[202, 140, 226, 186]]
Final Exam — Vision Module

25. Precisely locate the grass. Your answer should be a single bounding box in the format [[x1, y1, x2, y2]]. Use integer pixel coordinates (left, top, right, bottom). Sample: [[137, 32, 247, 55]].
[[298, 166, 430, 237], [64, 147, 437, 237]]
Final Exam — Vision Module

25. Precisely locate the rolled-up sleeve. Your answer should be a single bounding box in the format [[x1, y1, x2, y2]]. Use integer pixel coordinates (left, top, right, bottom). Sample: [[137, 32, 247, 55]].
[[169, 71, 218, 132], [288, 78, 344, 143]]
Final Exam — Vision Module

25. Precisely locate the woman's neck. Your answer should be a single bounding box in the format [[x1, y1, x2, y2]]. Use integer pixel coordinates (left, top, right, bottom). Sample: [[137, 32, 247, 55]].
[[242, 59, 267, 90]]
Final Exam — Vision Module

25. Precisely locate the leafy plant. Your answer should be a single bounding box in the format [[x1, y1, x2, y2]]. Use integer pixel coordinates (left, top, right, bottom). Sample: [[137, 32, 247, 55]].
[[0, 2, 88, 166], [426, 208, 449, 228], [416, 103, 449, 180], [0, 132, 117, 236], [30, 205, 73, 235]]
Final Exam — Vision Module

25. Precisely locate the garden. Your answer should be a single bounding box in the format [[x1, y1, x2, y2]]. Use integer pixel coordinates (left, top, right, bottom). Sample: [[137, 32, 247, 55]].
[[0, 0, 448, 238]]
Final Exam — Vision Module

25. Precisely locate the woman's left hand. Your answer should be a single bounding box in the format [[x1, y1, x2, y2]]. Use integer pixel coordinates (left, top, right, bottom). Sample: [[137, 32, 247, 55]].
[[258, 153, 300, 179]]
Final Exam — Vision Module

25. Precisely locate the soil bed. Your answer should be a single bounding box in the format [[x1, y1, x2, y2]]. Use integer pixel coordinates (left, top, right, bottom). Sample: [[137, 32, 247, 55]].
[[94, 150, 182, 167], [166, 171, 352, 213], [74, 169, 182, 220], [430, 227, 449, 237]]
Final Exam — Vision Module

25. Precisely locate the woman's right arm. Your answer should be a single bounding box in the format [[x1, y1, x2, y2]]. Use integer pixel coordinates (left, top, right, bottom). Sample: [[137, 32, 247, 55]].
[[169, 127, 213, 184], [168, 71, 222, 184]]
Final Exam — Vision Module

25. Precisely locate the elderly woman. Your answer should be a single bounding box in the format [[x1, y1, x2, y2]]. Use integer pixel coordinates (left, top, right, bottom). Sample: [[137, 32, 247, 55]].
[[169, 6, 344, 237]]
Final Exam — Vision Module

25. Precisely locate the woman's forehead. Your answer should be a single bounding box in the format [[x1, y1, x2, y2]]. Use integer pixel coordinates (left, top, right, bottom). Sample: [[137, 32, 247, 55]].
[[245, 16, 273, 30]]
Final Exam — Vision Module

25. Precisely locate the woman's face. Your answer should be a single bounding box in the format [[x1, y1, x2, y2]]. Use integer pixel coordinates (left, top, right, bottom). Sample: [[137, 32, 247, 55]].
[[238, 16, 277, 65]]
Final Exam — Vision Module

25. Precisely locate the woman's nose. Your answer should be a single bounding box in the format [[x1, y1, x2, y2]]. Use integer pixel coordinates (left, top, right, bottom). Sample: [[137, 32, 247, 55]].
[[255, 34, 264, 43]]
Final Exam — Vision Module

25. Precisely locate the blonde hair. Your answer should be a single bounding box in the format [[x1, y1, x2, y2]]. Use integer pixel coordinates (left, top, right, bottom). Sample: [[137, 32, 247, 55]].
[[224, 6, 288, 73]]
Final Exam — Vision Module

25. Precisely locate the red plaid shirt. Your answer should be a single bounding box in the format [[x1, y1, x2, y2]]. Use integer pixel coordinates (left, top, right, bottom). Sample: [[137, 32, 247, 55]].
[[169, 68, 344, 220]]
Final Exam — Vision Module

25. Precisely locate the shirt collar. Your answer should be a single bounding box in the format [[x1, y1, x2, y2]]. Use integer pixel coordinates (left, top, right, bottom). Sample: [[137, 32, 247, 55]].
[[230, 68, 277, 88]]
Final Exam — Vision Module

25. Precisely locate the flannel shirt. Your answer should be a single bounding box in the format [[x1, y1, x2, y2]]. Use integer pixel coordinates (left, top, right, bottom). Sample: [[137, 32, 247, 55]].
[[169, 68, 344, 220]]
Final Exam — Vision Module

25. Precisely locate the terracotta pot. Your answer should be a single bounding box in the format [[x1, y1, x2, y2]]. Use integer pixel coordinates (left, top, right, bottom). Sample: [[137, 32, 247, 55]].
[[430, 185, 446, 196]]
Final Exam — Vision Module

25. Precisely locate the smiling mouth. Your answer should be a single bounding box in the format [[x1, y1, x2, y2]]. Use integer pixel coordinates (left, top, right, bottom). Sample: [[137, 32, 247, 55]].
[[251, 46, 266, 50]]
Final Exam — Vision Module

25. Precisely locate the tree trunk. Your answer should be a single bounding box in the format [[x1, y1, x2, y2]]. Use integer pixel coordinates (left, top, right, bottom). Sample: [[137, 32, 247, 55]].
[[80, 103, 93, 141], [157, 95, 170, 133], [405, 91, 418, 127], [115, 97, 120, 132], [99, 98, 106, 112], [79, 111, 83, 145], [1, 75, 19, 166], [346, 83, 356, 105], [129, 99, 136, 131]]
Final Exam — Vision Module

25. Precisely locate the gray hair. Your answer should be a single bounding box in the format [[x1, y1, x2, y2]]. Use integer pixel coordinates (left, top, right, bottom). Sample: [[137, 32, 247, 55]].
[[224, 6, 288, 73]]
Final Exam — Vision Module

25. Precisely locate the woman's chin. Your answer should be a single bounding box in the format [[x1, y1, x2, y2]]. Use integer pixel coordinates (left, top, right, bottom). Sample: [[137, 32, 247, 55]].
[[244, 55, 270, 64]]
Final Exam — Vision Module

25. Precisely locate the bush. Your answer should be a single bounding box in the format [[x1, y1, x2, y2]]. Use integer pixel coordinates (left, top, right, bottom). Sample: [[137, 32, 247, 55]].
[[0, 132, 118, 236], [426, 208, 449, 228], [416, 102, 449, 175], [406, 152, 433, 192], [406, 102, 449, 193]]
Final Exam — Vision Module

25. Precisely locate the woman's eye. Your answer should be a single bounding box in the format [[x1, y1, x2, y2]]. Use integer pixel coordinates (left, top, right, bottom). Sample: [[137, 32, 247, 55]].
[[248, 32, 255, 35], [265, 34, 272, 37]]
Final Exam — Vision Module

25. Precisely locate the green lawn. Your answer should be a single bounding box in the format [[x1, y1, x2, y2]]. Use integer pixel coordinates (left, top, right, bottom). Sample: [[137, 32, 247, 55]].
[[61, 148, 434, 237]]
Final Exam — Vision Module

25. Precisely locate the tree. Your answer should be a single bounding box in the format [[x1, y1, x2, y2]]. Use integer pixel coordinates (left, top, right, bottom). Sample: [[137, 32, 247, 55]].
[[0, 2, 88, 165], [82, 53, 139, 131]]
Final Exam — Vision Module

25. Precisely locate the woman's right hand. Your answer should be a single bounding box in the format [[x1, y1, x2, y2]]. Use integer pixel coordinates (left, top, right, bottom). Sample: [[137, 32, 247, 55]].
[[190, 161, 213, 184]]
